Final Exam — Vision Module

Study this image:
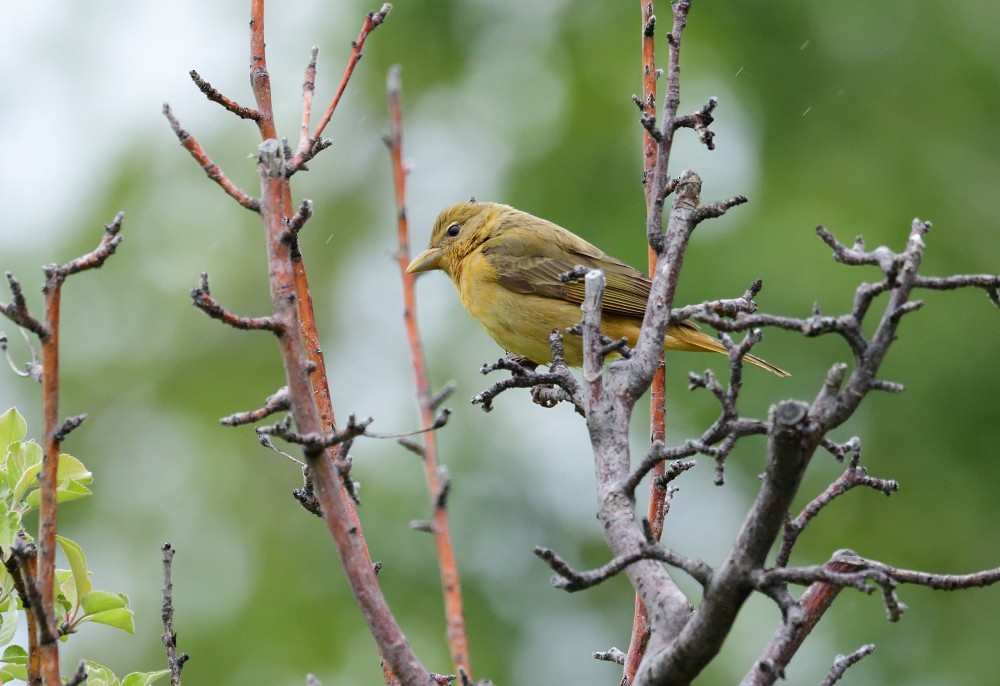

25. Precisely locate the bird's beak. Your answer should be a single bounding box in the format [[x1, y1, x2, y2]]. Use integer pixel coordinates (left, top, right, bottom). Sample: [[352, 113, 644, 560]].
[[405, 247, 444, 273]]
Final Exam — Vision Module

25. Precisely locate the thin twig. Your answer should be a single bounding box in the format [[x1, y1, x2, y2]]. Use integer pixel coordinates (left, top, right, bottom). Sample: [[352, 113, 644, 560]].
[[474, 349, 584, 415], [386, 64, 471, 678], [161, 544, 189, 686], [220, 386, 291, 426], [818, 644, 876, 686], [190, 272, 283, 332], [189, 69, 262, 120], [288, 4, 393, 174], [534, 542, 712, 593], [162, 104, 260, 212], [775, 441, 897, 567], [1, 273, 47, 338]]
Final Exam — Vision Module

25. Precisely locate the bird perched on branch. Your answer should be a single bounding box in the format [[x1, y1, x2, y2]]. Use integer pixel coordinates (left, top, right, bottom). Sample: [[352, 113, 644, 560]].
[[406, 201, 788, 377]]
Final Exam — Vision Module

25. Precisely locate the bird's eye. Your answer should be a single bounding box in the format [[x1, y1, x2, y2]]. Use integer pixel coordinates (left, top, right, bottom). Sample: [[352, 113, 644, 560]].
[[446, 222, 461, 237]]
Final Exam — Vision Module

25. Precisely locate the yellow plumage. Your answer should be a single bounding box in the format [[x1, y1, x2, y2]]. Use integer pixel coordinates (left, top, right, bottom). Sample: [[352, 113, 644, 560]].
[[406, 201, 788, 377]]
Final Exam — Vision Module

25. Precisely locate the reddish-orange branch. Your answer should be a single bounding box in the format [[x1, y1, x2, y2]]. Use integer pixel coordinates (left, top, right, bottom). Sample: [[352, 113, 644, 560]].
[[249, 1, 276, 142], [36, 285, 61, 686], [310, 5, 391, 144], [288, 3, 392, 173], [297, 48, 320, 158], [387, 65, 472, 678], [10, 216, 124, 685], [189, 70, 262, 121], [163, 104, 260, 212], [625, 2, 667, 683], [243, 4, 426, 683]]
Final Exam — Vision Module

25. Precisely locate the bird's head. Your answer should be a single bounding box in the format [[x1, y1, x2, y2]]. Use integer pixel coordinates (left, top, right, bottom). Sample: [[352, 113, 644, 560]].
[[406, 201, 504, 277]]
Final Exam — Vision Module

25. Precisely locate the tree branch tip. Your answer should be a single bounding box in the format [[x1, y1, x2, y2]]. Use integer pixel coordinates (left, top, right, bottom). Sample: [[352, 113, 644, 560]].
[[372, 3, 393, 23], [409, 520, 434, 533], [106, 210, 126, 232], [654, 459, 698, 490], [387, 63, 402, 92], [396, 436, 425, 457], [431, 380, 457, 409], [870, 379, 904, 394], [821, 644, 877, 685], [54, 413, 88, 443], [593, 647, 627, 665]]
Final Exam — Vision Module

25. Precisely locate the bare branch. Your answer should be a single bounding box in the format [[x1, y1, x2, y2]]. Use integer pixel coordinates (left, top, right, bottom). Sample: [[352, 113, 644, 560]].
[[671, 280, 762, 322], [41, 211, 125, 291], [594, 647, 627, 665], [54, 414, 87, 443], [189, 69, 262, 120], [775, 440, 897, 567], [66, 662, 88, 686], [288, 4, 392, 174], [818, 644, 876, 686], [220, 386, 291, 426], [914, 273, 1000, 307], [474, 343, 584, 415], [639, 401, 816, 685], [263, 413, 373, 450], [163, 104, 260, 211], [283, 199, 315, 241], [190, 272, 283, 332], [534, 543, 712, 593], [673, 97, 718, 150], [161, 544, 189, 686], [0, 273, 47, 338]]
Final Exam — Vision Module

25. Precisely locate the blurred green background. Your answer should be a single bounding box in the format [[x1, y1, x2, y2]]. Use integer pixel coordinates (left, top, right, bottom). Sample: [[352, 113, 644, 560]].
[[1, 1, 998, 684]]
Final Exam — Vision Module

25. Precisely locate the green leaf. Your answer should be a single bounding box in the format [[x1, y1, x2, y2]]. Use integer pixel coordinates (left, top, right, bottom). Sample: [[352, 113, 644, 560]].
[[56, 536, 92, 600], [81, 590, 128, 614], [55, 479, 93, 504], [1, 644, 26, 663], [0, 565, 14, 604], [55, 453, 92, 485], [84, 660, 120, 686], [58, 571, 78, 614], [83, 607, 135, 634], [0, 645, 27, 682], [9, 441, 41, 504], [0, 663, 27, 683], [0, 595, 17, 646], [120, 669, 170, 686], [22, 453, 94, 509], [0, 409, 26, 449], [0, 510, 21, 555]]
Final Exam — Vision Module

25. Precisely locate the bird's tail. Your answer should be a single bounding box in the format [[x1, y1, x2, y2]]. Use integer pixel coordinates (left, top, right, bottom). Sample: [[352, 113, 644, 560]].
[[666, 322, 790, 377]]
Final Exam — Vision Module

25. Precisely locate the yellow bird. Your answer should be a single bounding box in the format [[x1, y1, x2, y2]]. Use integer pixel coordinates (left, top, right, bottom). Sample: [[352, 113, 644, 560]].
[[406, 201, 788, 377]]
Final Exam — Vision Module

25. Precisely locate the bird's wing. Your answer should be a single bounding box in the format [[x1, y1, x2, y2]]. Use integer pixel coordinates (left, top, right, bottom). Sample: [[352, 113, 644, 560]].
[[480, 229, 652, 318]]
